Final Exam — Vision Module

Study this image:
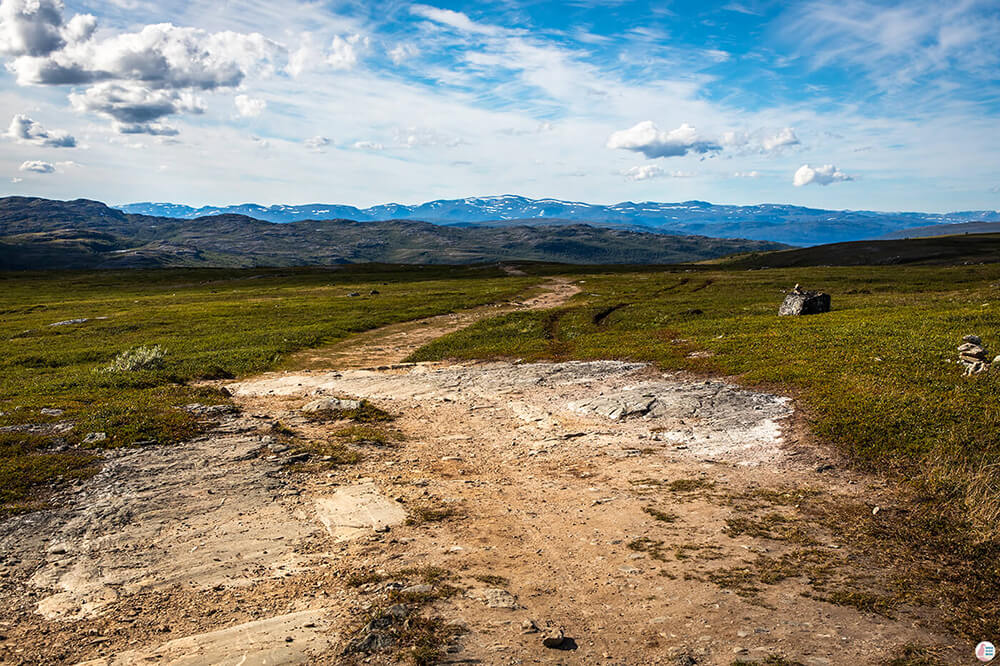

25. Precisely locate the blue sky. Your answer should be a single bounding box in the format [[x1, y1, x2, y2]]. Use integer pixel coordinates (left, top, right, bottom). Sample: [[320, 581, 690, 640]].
[[1, 0, 998, 212]]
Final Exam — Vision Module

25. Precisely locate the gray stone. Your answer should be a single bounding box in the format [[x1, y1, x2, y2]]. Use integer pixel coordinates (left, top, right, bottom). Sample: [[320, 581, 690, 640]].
[[82, 432, 107, 445], [301, 397, 360, 413], [47, 542, 70, 555], [40, 408, 64, 417], [963, 334, 983, 345], [778, 291, 831, 316], [402, 584, 434, 595], [541, 624, 565, 648]]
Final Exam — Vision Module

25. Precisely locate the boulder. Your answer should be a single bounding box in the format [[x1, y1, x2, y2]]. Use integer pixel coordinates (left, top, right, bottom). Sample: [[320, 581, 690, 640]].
[[301, 398, 360, 413], [963, 334, 983, 345], [779, 290, 831, 316]]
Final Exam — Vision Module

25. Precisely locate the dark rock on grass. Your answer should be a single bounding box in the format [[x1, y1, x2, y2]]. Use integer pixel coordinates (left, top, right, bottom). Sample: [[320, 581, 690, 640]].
[[779, 290, 831, 316]]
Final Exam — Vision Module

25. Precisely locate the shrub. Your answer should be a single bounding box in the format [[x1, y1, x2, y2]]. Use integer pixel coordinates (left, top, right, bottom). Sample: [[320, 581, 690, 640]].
[[102, 346, 166, 373]]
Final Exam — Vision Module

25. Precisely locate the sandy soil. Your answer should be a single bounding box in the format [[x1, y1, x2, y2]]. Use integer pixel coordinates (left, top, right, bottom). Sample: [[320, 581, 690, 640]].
[[0, 277, 958, 665]]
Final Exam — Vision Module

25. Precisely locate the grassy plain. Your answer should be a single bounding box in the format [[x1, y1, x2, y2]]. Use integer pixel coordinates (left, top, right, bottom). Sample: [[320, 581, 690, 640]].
[[0, 265, 536, 512], [3, 261, 999, 643]]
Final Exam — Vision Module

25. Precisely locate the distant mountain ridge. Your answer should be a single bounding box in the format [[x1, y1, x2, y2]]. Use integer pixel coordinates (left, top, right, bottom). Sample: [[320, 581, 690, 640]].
[[0, 197, 788, 270], [117, 196, 1000, 245]]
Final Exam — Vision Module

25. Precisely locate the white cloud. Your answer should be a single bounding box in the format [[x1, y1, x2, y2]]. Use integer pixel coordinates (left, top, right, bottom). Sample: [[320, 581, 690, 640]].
[[410, 5, 499, 36], [10, 177, 23, 183], [607, 121, 721, 159], [234, 94, 266, 117], [732, 170, 761, 178], [780, 1, 1000, 95], [19, 159, 55, 173], [353, 140, 383, 150], [327, 34, 367, 69], [623, 165, 664, 181], [388, 43, 418, 65], [721, 127, 800, 154], [393, 126, 461, 149], [761, 127, 800, 151], [3, 2, 283, 134], [793, 164, 854, 186], [6, 113, 75, 146], [287, 33, 366, 76], [621, 165, 695, 181], [304, 135, 331, 151]]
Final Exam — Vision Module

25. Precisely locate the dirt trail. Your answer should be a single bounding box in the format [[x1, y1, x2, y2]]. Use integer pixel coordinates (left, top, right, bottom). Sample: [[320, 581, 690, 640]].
[[286, 277, 579, 371], [0, 278, 957, 665]]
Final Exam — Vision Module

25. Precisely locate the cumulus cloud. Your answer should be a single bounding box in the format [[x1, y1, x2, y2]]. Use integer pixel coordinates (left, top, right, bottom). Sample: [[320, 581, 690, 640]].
[[761, 127, 800, 151], [353, 140, 383, 150], [287, 33, 367, 77], [793, 163, 854, 186], [234, 94, 266, 117], [1, 1, 283, 134], [607, 121, 721, 159], [6, 113, 75, 146], [327, 34, 367, 69], [19, 159, 54, 173], [722, 127, 800, 153], [10, 23, 282, 88], [11, 176, 23, 183], [732, 170, 761, 178], [0, 0, 80, 57], [69, 82, 205, 135], [304, 135, 331, 151], [621, 165, 694, 181], [623, 165, 664, 181]]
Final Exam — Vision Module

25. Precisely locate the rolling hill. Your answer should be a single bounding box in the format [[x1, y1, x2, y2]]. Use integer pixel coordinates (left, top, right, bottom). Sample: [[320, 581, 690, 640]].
[[0, 197, 788, 270], [880, 221, 1000, 240], [715, 232, 1000, 268]]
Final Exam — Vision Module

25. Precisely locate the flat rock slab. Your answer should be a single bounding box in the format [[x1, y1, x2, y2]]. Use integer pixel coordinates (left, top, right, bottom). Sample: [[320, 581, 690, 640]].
[[315, 483, 407, 541], [75, 609, 331, 666], [232, 361, 794, 466], [4, 417, 319, 621]]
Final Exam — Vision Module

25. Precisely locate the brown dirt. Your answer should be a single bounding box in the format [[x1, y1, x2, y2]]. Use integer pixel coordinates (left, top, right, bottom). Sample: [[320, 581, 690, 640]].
[[0, 278, 963, 665]]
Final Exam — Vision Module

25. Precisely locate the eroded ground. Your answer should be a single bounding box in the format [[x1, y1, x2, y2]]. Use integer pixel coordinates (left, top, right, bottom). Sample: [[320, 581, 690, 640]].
[[0, 279, 959, 665]]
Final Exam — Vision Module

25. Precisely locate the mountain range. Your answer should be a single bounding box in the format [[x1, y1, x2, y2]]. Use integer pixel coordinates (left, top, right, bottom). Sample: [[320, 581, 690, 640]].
[[0, 197, 787, 270], [117, 196, 1000, 246]]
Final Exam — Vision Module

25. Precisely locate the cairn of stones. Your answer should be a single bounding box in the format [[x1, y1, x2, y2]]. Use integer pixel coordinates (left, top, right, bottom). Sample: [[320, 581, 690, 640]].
[[958, 335, 997, 376]]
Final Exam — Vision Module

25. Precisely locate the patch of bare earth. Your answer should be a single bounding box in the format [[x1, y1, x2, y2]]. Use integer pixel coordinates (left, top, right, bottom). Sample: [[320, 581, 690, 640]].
[[0, 278, 960, 665]]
